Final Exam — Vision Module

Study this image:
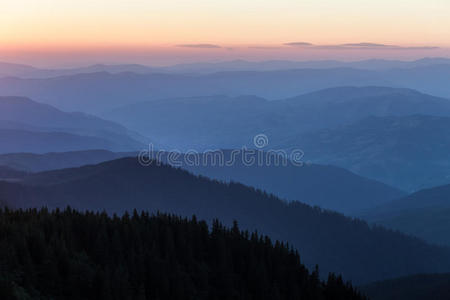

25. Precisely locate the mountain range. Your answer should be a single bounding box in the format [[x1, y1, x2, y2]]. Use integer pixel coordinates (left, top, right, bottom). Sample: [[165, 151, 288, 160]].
[[105, 87, 450, 151], [0, 96, 147, 153], [361, 183, 450, 246], [3, 87, 450, 192], [0, 63, 450, 114], [0, 150, 130, 172], [0, 68, 391, 113], [1, 57, 450, 77], [284, 114, 450, 191], [102, 87, 450, 191]]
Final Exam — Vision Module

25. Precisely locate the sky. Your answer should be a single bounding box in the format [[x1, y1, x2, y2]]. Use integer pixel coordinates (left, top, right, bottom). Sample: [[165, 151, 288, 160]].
[[1, 0, 449, 67]]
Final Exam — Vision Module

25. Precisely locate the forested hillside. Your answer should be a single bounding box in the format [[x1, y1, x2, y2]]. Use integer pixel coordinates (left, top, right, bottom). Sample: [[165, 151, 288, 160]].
[[0, 208, 365, 300], [2, 158, 450, 284]]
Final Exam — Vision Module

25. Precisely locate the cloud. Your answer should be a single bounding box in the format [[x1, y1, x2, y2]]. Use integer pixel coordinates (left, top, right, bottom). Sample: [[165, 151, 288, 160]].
[[397, 46, 440, 50], [334, 43, 439, 50], [284, 42, 314, 47], [340, 43, 393, 48], [248, 46, 284, 50], [177, 44, 221, 49], [284, 42, 439, 50]]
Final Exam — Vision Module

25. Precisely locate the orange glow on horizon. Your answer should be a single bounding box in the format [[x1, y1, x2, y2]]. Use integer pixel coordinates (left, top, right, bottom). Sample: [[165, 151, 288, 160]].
[[1, 0, 449, 66]]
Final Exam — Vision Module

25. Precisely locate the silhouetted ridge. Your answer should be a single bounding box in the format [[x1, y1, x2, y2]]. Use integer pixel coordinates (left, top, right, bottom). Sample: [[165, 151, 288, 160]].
[[0, 150, 405, 214]]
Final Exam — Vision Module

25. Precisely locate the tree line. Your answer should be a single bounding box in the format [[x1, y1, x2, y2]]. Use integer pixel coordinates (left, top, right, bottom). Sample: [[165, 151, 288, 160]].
[[0, 207, 365, 300]]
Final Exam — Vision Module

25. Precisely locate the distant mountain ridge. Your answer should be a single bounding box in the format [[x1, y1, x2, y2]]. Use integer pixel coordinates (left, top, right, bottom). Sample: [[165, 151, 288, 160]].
[[1, 57, 450, 78], [0, 129, 126, 154], [105, 87, 450, 151], [0, 62, 160, 78], [2, 62, 450, 112], [0, 68, 392, 112], [0, 165, 27, 180], [0, 150, 131, 172], [0, 96, 148, 152], [285, 114, 450, 191], [362, 183, 450, 246]]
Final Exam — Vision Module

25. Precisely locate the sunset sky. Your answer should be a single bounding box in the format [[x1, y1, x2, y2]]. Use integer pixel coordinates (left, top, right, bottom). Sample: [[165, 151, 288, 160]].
[[1, 0, 449, 66]]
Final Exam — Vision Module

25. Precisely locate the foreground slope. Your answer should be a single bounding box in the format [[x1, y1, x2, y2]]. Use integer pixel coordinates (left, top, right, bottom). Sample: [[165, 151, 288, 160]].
[[2, 158, 450, 284], [361, 273, 450, 300], [0, 208, 365, 300]]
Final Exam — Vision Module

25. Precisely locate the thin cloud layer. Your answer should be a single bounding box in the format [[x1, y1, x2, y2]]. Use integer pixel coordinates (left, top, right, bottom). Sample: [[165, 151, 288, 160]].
[[248, 46, 285, 50], [285, 42, 439, 50], [341, 43, 394, 48], [177, 44, 222, 48], [284, 42, 314, 47]]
